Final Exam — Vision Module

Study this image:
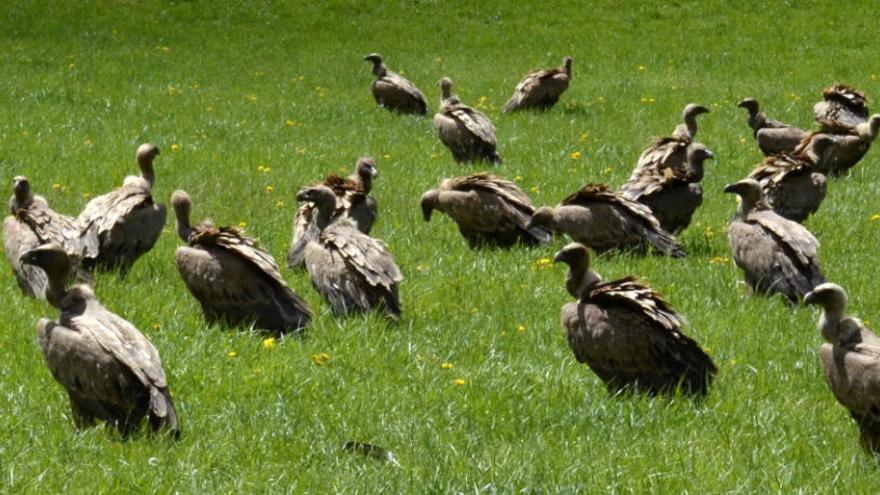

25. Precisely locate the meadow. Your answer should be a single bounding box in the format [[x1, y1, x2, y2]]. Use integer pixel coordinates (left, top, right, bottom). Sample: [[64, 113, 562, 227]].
[[2, 0, 880, 492]]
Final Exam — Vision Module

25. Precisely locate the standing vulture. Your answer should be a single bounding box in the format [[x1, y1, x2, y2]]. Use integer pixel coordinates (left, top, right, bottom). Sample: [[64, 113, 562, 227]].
[[3, 176, 97, 298], [363, 53, 428, 115], [434, 77, 501, 164], [420, 173, 551, 248], [172, 190, 312, 334], [19, 243, 179, 438], [724, 179, 825, 304], [528, 184, 685, 257], [620, 143, 715, 234], [288, 157, 379, 269], [554, 242, 716, 396], [801, 115, 880, 176], [746, 135, 834, 223], [630, 103, 709, 181], [295, 185, 403, 319], [737, 97, 792, 137], [813, 84, 869, 133], [501, 56, 572, 112], [670, 103, 711, 142], [805, 283, 880, 455], [77, 143, 166, 275]]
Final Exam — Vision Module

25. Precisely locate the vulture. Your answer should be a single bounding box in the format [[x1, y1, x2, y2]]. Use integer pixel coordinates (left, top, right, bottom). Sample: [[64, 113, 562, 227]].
[[501, 56, 572, 112], [805, 283, 880, 455], [746, 135, 834, 223], [554, 242, 716, 396], [171, 190, 312, 334], [363, 53, 428, 115], [528, 184, 685, 257], [737, 97, 792, 137], [630, 103, 709, 180], [724, 179, 825, 304], [3, 176, 97, 298], [19, 243, 179, 438], [670, 103, 711, 142], [434, 77, 501, 164], [620, 143, 715, 234], [813, 84, 870, 133], [288, 157, 379, 269], [77, 143, 167, 275], [295, 185, 403, 319], [802, 115, 880, 176], [755, 125, 809, 157], [420, 173, 551, 248]]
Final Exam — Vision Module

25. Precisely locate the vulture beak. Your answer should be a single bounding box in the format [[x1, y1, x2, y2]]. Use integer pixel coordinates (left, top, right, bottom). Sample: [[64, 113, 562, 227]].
[[803, 290, 818, 306], [295, 189, 313, 203], [705, 150, 716, 160], [552, 250, 567, 264], [722, 183, 740, 194], [370, 165, 379, 178]]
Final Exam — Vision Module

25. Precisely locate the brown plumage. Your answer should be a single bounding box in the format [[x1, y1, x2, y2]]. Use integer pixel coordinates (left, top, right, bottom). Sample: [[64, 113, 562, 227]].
[[528, 184, 685, 257], [288, 157, 379, 269], [805, 283, 880, 456], [77, 143, 166, 275], [755, 125, 809, 156], [620, 143, 715, 234], [814, 84, 869, 133], [630, 103, 709, 182], [737, 97, 792, 137], [746, 136, 833, 222], [3, 176, 97, 298], [799, 115, 880, 176], [420, 173, 551, 248], [501, 56, 572, 112], [20, 243, 179, 438], [433, 77, 501, 164], [296, 185, 402, 319], [363, 53, 428, 115], [554, 242, 716, 396], [724, 179, 825, 305], [172, 190, 312, 334]]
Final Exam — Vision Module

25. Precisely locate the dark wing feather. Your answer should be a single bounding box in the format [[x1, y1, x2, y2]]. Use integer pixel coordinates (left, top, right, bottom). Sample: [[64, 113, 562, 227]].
[[814, 84, 869, 132]]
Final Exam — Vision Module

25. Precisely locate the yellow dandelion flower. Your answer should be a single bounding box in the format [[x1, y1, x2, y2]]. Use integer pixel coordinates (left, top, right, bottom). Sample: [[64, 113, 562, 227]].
[[730, 359, 737, 365], [514, 175, 522, 182], [870, 214, 880, 222], [171, 143, 180, 151], [441, 362, 453, 370], [228, 351, 237, 358], [297, 147, 308, 155], [570, 151, 582, 160], [740, 137, 747, 144], [266, 185, 275, 193], [579, 132, 589, 142], [68, 63, 75, 70], [637, 65, 646, 72], [159, 46, 171, 53], [671, 85, 679, 91], [603, 166, 613, 175], [262, 337, 276, 350], [151, 323, 161, 331], [81, 192, 91, 199], [238, 221, 247, 228], [312, 353, 331, 366], [529, 186, 539, 193], [517, 324, 526, 333], [52, 183, 62, 190], [453, 378, 466, 386], [245, 94, 257, 102], [871, 74, 879, 82], [597, 96, 605, 103], [206, 106, 214, 112], [275, 200, 285, 208], [166, 85, 178, 96], [383, 154, 391, 159], [285, 119, 297, 127], [709, 256, 730, 265], [704, 226, 714, 239], [435, 57, 443, 63], [19, 130, 29, 137], [469, 307, 478, 315], [83, 139, 92, 146], [254, 70, 265, 77]]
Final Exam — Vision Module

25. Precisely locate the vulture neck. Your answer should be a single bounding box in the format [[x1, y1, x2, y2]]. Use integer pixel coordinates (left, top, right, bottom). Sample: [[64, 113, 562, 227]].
[[736, 196, 757, 218], [138, 158, 156, 187], [819, 308, 846, 344], [44, 271, 69, 310], [359, 172, 373, 194], [312, 201, 335, 230], [174, 207, 194, 242], [566, 262, 601, 299], [860, 116, 880, 142], [372, 62, 387, 78]]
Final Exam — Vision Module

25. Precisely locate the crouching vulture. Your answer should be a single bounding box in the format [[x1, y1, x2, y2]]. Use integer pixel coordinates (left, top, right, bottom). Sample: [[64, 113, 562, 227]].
[[620, 143, 715, 234], [553, 242, 716, 396], [420, 173, 551, 248], [805, 283, 880, 456], [20, 243, 179, 438], [4, 176, 97, 298], [77, 143, 166, 275], [295, 185, 402, 319], [172, 190, 312, 334], [528, 184, 684, 257], [724, 179, 825, 304], [629, 103, 709, 184], [434, 77, 501, 164], [288, 157, 379, 268], [363, 53, 428, 115], [501, 56, 572, 112]]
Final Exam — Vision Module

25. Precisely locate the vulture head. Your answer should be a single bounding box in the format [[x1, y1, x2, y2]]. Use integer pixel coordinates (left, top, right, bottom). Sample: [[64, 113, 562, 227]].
[[682, 103, 710, 124], [526, 206, 555, 231], [737, 98, 759, 116], [20, 243, 76, 307], [438, 77, 453, 100], [419, 189, 440, 221], [805, 283, 854, 343], [562, 56, 573, 76], [171, 190, 194, 242], [11, 175, 33, 212], [356, 157, 379, 179], [861, 114, 880, 141], [363, 53, 383, 65], [553, 242, 602, 298], [136, 143, 160, 186], [686, 144, 715, 181], [723, 179, 763, 216], [296, 185, 337, 229]]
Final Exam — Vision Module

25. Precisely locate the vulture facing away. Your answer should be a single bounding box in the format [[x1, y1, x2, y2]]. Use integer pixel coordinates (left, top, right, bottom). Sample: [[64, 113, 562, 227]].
[[528, 184, 685, 257], [746, 136, 833, 223], [724, 179, 825, 304], [802, 115, 880, 176], [296, 185, 403, 319], [420, 173, 551, 248], [630, 103, 709, 181], [737, 97, 792, 137], [814, 84, 870, 133], [288, 157, 379, 269], [554, 242, 716, 396], [77, 143, 167, 275], [434, 77, 501, 164], [501, 56, 572, 112], [363, 53, 428, 115], [20, 243, 179, 438], [620, 143, 715, 234], [3, 176, 97, 298], [172, 190, 312, 334], [805, 283, 880, 455]]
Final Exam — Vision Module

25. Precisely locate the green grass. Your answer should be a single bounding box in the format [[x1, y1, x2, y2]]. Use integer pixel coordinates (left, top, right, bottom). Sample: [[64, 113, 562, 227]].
[[2, 0, 880, 491]]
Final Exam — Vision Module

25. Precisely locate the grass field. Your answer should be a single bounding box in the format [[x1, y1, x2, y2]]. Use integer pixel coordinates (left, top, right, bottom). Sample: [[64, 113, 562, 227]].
[[3, 0, 880, 492]]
